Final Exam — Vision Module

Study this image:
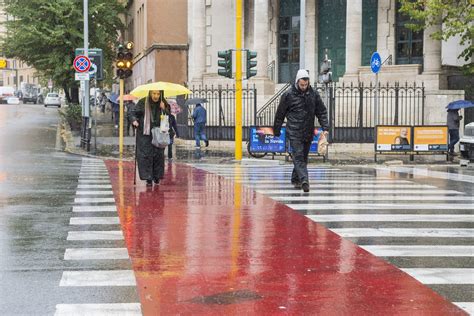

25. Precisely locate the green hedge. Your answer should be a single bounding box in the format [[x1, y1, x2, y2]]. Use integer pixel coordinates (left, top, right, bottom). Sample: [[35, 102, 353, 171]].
[[61, 104, 82, 131]]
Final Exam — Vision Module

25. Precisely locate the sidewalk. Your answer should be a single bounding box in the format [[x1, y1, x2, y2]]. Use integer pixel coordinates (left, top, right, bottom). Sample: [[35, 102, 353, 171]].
[[61, 108, 462, 166]]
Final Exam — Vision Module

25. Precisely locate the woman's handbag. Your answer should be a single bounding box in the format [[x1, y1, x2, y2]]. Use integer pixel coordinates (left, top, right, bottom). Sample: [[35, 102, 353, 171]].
[[151, 127, 170, 148]]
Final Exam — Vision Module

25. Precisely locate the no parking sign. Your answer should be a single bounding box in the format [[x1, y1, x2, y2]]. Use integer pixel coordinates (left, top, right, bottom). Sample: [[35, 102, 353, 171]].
[[73, 55, 91, 73]]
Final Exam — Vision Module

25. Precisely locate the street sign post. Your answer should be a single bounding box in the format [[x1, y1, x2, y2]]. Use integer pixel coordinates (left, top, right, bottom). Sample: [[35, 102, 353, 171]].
[[75, 48, 103, 81], [371, 52, 382, 128]]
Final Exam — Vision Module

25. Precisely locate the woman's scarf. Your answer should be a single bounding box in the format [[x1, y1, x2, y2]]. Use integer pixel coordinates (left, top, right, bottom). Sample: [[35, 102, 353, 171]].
[[143, 97, 151, 135]]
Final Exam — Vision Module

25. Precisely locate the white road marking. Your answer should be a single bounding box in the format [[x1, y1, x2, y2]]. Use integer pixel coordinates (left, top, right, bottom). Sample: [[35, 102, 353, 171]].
[[401, 268, 474, 284], [77, 184, 113, 189], [331, 228, 474, 238], [72, 205, 117, 213], [250, 184, 436, 189], [76, 190, 114, 195], [360, 245, 474, 257], [74, 197, 116, 203], [78, 180, 111, 184], [291, 203, 474, 210], [70, 217, 120, 225], [257, 189, 465, 195], [307, 214, 474, 222], [60, 270, 136, 286], [64, 248, 129, 260], [280, 195, 474, 202], [67, 231, 124, 241], [55, 303, 142, 316], [453, 302, 474, 315]]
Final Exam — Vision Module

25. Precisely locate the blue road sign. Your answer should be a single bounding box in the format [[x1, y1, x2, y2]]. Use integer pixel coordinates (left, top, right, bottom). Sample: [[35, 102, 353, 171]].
[[370, 52, 381, 73]]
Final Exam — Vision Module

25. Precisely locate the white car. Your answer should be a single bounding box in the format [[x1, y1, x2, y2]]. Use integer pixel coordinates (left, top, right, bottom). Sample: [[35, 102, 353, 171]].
[[44, 93, 61, 108], [6, 96, 20, 105]]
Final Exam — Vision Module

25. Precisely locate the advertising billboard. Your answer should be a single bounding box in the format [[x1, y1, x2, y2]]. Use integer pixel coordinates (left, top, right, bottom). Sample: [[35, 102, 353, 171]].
[[376, 126, 412, 151], [288, 128, 325, 153], [413, 126, 448, 151], [249, 127, 286, 153]]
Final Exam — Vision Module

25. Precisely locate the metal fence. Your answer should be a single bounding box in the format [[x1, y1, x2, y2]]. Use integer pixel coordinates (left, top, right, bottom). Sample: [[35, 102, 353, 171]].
[[256, 82, 425, 143], [177, 84, 257, 141]]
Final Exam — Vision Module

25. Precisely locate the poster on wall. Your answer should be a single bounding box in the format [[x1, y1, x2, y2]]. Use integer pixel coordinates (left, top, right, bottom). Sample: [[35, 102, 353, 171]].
[[413, 126, 448, 151], [376, 126, 412, 151], [288, 128, 325, 153], [249, 126, 286, 153]]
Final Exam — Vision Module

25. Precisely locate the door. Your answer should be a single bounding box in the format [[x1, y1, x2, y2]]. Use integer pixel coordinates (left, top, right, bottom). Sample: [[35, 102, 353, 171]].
[[278, 0, 300, 83], [318, 0, 346, 81], [395, 1, 423, 65]]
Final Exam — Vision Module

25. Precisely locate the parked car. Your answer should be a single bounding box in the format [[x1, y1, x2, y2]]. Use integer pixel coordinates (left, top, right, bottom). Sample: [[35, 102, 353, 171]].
[[7, 96, 20, 105], [460, 122, 474, 162], [0, 86, 15, 104], [44, 93, 61, 108]]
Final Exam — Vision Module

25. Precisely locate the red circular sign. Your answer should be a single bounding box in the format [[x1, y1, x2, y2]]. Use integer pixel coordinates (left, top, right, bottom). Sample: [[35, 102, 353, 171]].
[[73, 55, 91, 73]]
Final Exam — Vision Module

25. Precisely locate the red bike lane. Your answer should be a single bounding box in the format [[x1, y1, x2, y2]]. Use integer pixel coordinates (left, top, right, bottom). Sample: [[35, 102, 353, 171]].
[[105, 160, 466, 315]]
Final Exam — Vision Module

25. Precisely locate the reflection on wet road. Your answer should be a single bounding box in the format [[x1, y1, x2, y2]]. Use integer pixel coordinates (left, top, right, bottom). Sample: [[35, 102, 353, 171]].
[[106, 161, 468, 315]]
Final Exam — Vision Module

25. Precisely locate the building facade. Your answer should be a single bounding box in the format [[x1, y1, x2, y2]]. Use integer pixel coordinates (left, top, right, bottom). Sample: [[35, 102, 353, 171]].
[[123, 0, 188, 93], [188, 0, 469, 125]]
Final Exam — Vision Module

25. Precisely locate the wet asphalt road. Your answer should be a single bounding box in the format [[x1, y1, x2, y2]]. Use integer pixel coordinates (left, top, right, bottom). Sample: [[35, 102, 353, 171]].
[[0, 103, 137, 315]]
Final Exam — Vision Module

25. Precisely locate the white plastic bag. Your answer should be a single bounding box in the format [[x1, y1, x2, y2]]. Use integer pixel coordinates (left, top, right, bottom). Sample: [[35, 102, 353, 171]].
[[160, 114, 169, 132]]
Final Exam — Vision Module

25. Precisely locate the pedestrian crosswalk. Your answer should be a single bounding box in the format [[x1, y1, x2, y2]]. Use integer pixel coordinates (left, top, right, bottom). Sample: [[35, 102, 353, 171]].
[[55, 158, 141, 316], [191, 163, 474, 315]]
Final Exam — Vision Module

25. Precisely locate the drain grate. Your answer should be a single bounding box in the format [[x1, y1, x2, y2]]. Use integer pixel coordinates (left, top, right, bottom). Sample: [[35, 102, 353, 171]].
[[189, 289, 263, 305]]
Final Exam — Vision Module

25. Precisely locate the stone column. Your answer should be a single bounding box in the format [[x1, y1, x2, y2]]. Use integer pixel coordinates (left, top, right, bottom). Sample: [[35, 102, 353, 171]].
[[254, 0, 269, 78], [423, 23, 442, 73], [190, 0, 206, 84], [345, 0, 362, 76]]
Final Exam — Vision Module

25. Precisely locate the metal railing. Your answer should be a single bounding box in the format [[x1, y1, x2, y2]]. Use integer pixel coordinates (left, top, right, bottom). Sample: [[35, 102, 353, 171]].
[[255, 81, 425, 143], [177, 84, 257, 141], [256, 83, 291, 126]]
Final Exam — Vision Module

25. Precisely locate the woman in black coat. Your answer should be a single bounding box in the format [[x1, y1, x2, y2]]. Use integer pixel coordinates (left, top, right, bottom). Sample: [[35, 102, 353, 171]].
[[129, 90, 172, 186]]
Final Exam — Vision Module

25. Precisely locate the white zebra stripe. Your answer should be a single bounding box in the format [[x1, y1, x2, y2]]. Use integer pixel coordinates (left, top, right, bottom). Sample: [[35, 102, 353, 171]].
[[76, 190, 114, 195], [67, 231, 124, 241], [69, 217, 120, 225], [331, 228, 474, 238], [257, 189, 465, 195], [74, 197, 116, 203], [453, 302, 474, 315], [77, 184, 113, 189], [291, 203, 474, 210], [60, 270, 136, 286], [307, 214, 474, 222], [400, 268, 474, 285], [360, 245, 474, 257], [64, 248, 129, 260], [55, 303, 142, 316], [278, 195, 473, 202], [72, 205, 117, 213]]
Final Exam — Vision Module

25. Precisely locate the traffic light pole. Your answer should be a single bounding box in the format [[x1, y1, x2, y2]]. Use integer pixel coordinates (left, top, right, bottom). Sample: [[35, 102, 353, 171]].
[[235, 0, 243, 161], [119, 78, 124, 158]]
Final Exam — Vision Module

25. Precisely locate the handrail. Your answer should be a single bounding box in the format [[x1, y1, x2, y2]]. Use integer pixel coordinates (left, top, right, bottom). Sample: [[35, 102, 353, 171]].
[[266, 60, 276, 82], [255, 82, 291, 125]]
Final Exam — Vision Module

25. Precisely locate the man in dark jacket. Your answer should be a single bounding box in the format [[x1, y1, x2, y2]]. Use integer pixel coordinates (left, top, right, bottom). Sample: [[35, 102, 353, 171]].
[[273, 69, 329, 192]]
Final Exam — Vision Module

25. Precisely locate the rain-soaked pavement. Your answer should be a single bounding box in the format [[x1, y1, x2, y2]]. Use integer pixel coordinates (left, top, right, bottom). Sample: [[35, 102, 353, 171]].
[[0, 103, 138, 315], [1, 103, 473, 315]]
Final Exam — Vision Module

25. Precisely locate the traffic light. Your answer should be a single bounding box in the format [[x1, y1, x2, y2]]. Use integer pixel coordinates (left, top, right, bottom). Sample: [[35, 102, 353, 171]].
[[217, 50, 232, 78], [116, 42, 134, 79], [246, 50, 257, 79]]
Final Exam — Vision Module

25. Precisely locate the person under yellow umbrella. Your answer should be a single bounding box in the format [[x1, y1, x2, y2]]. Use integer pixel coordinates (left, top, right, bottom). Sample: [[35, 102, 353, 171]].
[[129, 90, 172, 186]]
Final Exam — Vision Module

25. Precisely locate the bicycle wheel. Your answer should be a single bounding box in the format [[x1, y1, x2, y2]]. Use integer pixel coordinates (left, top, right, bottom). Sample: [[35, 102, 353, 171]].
[[247, 142, 267, 158]]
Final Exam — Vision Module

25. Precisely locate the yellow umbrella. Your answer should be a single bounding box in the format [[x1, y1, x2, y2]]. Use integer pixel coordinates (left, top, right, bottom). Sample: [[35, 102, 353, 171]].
[[130, 81, 192, 99]]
